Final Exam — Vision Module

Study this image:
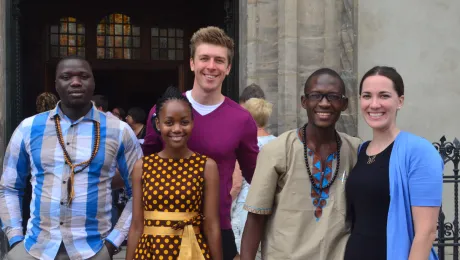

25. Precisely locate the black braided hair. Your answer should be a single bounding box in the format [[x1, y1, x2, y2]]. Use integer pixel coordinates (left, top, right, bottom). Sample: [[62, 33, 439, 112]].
[[152, 86, 193, 133]]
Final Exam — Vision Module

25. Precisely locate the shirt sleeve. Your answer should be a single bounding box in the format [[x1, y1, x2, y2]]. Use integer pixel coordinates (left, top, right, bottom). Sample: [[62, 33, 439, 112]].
[[0, 124, 29, 246], [106, 125, 143, 247], [243, 140, 285, 215], [142, 105, 163, 156], [408, 137, 444, 207], [236, 115, 259, 184]]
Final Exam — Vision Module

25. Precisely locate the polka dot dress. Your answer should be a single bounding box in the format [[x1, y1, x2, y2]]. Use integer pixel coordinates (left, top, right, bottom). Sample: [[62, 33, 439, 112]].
[[133, 153, 212, 260]]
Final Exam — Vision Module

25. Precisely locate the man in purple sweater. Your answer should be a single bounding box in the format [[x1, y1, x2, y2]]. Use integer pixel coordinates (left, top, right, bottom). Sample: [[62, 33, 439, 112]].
[[143, 26, 259, 260]]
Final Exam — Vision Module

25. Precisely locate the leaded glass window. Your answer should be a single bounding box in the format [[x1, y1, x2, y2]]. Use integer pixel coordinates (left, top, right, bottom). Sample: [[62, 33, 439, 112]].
[[50, 17, 85, 58], [151, 28, 184, 60], [97, 13, 141, 60]]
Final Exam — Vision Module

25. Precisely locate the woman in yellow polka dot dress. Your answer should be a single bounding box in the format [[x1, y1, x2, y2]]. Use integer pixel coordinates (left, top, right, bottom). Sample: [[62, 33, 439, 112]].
[[126, 87, 222, 260]]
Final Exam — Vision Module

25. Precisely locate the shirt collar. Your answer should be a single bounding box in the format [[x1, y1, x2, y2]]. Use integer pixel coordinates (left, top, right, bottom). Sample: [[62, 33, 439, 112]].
[[49, 101, 102, 123]]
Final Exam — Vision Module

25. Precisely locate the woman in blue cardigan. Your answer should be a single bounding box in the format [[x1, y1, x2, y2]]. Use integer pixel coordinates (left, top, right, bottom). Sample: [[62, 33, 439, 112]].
[[344, 66, 443, 260]]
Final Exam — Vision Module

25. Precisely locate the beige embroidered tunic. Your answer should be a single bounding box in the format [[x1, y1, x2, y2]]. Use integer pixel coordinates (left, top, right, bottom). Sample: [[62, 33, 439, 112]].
[[244, 129, 361, 260]]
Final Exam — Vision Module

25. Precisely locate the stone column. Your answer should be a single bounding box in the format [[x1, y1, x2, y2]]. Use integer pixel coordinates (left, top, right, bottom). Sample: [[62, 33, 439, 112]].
[[277, 0, 298, 134], [240, 0, 358, 136]]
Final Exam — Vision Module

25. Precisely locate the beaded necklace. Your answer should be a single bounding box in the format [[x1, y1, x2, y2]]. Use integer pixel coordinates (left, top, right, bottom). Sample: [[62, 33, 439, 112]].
[[301, 124, 341, 191], [54, 115, 101, 205]]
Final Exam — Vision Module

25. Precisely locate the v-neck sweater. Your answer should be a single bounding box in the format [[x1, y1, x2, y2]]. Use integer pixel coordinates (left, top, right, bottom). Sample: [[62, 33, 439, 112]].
[[143, 97, 259, 229]]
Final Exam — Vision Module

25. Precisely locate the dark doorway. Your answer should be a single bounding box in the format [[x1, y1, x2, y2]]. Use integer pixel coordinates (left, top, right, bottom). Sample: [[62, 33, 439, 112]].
[[15, 0, 239, 122], [93, 69, 178, 118]]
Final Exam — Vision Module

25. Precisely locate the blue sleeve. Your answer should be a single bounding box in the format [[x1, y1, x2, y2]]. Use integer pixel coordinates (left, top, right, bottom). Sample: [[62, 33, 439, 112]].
[[0, 124, 29, 244], [107, 125, 143, 247], [408, 138, 443, 206]]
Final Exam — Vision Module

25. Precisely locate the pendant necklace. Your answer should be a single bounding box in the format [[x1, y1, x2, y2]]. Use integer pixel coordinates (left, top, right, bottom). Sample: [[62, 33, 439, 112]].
[[54, 115, 101, 205]]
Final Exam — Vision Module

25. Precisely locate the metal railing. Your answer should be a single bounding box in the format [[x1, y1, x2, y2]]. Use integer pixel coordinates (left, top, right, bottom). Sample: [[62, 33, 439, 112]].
[[433, 136, 460, 260]]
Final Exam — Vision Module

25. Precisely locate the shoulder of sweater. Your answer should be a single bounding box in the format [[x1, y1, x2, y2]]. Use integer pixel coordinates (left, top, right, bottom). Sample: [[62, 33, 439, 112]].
[[397, 131, 435, 152], [222, 97, 253, 119]]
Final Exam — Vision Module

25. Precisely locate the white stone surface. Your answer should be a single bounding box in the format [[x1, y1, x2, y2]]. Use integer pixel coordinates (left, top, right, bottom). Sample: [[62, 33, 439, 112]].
[[357, 0, 460, 142]]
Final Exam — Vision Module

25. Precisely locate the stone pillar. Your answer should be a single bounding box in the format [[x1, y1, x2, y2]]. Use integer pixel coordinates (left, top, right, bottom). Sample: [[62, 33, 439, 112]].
[[240, 0, 358, 136]]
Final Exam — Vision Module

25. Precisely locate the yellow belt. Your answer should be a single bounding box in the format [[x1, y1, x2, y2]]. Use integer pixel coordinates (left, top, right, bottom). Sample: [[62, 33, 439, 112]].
[[144, 211, 205, 260]]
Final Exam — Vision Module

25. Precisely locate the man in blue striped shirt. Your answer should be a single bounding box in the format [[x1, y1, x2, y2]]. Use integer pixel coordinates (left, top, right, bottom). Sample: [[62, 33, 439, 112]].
[[0, 56, 143, 260]]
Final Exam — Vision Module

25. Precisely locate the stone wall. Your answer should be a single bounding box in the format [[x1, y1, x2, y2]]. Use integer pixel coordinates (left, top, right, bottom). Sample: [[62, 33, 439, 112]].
[[239, 0, 358, 136]]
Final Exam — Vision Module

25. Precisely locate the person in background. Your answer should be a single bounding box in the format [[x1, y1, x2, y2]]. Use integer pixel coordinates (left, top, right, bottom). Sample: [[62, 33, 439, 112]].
[[36, 92, 58, 113], [344, 66, 443, 260], [230, 84, 266, 201], [112, 107, 126, 121], [231, 97, 276, 260], [238, 83, 265, 104], [125, 107, 147, 141], [92, 94, 118, 119]]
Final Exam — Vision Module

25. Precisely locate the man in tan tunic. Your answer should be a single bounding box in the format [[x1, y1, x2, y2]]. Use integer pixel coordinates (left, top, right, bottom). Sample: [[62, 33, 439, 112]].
[[240, 68, 361, 260]]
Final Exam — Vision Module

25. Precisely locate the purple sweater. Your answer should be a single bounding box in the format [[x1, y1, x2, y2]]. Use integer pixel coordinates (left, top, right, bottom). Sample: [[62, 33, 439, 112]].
[[143, 97, 259, 229]]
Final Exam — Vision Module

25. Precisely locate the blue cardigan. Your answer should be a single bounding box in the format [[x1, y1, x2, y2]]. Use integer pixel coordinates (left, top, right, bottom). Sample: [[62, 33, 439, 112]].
[[383, 131, 443, 259]]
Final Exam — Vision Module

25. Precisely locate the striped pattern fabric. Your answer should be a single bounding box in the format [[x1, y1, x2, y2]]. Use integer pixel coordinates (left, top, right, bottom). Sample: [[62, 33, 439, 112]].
[[0, 104, 143, 260]]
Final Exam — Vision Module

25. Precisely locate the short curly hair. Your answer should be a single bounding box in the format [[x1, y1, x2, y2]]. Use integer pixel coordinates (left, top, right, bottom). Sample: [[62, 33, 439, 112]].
[[36, 92, 58, 113]]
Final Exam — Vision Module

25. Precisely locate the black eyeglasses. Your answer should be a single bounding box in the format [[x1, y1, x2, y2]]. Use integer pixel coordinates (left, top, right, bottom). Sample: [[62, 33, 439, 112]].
[[304, 93, 346, 102]]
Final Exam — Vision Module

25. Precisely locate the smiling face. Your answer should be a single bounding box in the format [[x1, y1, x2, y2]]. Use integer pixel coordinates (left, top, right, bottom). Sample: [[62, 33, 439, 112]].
[[190, 43, 231, 93], [55, 58, 95, 109], [155, 100, 194, 149], [301, 74, 348, 128], [360, 75, 404, 132]]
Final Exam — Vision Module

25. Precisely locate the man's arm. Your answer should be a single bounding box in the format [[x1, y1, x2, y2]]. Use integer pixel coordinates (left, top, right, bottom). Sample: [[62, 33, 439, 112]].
[[240, 140, 285, 260], [0, 125, 30, 246], [236, 115, 259, 184], [240, 213, 267, 260], [142, 105, 163, 156], [105, 126, 143, 249]]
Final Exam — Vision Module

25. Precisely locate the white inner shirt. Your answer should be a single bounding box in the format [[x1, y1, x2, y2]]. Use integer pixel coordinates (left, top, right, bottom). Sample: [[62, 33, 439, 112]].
[[186, 90, 223, 116]]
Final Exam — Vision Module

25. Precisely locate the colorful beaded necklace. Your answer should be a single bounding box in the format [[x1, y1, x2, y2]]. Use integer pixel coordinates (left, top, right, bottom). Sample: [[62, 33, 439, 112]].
[[300, 124, 341, 191], [54, 115, 101, 205]]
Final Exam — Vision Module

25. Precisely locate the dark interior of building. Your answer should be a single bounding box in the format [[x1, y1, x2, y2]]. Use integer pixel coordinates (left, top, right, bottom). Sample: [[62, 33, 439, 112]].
[[19, 0, 235, 119]]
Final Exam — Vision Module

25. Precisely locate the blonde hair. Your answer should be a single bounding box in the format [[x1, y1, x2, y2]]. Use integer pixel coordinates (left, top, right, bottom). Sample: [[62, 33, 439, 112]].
[[190, 26, 234, 65], [242, 98, 273, 128]]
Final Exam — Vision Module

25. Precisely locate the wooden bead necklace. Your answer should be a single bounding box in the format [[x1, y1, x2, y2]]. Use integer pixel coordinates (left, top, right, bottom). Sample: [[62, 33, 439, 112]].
[[54, 115, 101, 205], [301, 124, 341, 192]]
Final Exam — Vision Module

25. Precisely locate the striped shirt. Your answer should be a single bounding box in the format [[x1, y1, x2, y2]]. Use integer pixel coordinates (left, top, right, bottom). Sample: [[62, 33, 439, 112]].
[[0, 104, 143, 260]]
